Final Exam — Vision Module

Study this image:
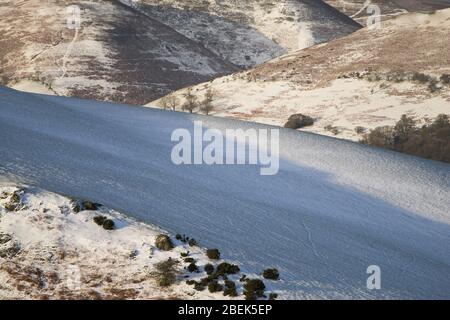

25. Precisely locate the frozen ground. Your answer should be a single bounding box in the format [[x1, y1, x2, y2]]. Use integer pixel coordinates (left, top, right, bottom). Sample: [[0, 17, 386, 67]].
[[0, 86, 449, 299], [0, 185, 240, 300]]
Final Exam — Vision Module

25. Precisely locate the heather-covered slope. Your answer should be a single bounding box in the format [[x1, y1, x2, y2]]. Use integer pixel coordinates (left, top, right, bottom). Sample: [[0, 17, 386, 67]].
[[0, 0, 361, 104]]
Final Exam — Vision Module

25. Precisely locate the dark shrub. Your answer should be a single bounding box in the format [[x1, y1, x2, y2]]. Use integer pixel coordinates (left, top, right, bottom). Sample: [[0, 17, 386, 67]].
[[4, 191, 21, 212], [175, 234, 182, 241], [184, 257, 195, 263], [82, 201, 100, 211], [155, 234, 174, 251], [186, 280, 196, 285], [194, 283, 206, 291], [269, 293, 278, 300], [200, 277, 212, 286], [102, 219, 115, 230], [154, 258, 178, 287], [239, 275, 247, 282], [208, 281, 223, 293], [224, 287, 238, 297], [224, 280, 236, 289], [216, 262, 240, 275], [206, 248, 220, 260], [243, 279, 266, 300], [412, 72, 431, 84], [188, 238, 197, 247], [204, 263, 215, 275], [355, 126, 366, 134], [262, 268, 280, 280], [187, 262, 198, 273], [70, 200, 81, 213], [180, 251, 189, 257], [93, 215, 107, 226], [284, 114, 314, 129]]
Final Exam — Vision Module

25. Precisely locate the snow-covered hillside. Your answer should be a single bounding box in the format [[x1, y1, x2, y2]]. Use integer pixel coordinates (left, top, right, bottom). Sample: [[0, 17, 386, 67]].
[[0, 86, 449, 299], [150, 9, 450, 141], [0, 185, 248, 300], [124, 0, 361, 65]]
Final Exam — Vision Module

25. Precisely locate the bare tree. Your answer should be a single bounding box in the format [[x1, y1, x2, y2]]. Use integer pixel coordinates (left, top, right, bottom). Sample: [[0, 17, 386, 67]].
[[200, 88, 215, 115], [182, 88, 198, 114], [159, 96, 170, 110], [160, 95, 179, 111], [168, 96, 179, 111]]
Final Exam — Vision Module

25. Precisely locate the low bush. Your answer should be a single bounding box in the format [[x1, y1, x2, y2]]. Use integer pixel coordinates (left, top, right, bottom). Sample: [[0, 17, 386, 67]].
[[243, 279, 266, 300], [153, 258, 179, 287], [262, 268, 279, 280], [216, 262, 240, 276], [204, 263, 215, 275], [155, 234, 174, 251], [269, 293, 278, 300], [208, 281, 223, 293], [412, 72, 431, 84], [194, 283, 206, 291], [102, 219, 115, 230], [82, 201, 100, 211], [223, 287, 238, 297], [284, 114, 314, 129], [4, 191, 21, 212], [355, 126, 366, 134], [93, 215, 107, 226], [188, 238, 197, 247], [187, 262, 199, 273], [206, 248, 220, 260]]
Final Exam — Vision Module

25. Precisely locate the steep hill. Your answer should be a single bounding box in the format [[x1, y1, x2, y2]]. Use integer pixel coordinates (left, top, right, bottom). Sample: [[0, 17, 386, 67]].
[[1, 86, 449, 299]]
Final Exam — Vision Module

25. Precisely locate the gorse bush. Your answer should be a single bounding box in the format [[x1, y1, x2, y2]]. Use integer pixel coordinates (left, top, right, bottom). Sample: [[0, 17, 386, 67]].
[[284, 114, 314, 129], [243, 279, 266, 300], [361, 114, 450, 163], [206, 248, 220, 260], [153, 258, 179, 287], [155, 234, 174, 251], [262, 268, 279, 280], [204, 263, 215, 275]]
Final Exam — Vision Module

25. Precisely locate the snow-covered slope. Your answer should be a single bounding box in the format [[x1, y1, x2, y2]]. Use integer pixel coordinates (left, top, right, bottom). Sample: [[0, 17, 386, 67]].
[[150, 9, 450, 141], [0, 86, 449, 299], [0, 0, 360, 104], [0, 185, 242, 300], [124, 0, 361, 65]]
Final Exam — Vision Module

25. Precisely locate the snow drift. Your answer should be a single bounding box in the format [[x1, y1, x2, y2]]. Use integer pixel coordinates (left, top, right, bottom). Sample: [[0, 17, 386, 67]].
[[0, 86, 449, 299]]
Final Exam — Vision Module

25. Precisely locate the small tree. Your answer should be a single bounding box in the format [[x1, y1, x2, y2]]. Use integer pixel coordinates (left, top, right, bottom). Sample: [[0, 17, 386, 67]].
[[182, 88, 198, 114], [160, 96, 170, 110], [200, 89, 215, 115], [393, 114, 417, 146]]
